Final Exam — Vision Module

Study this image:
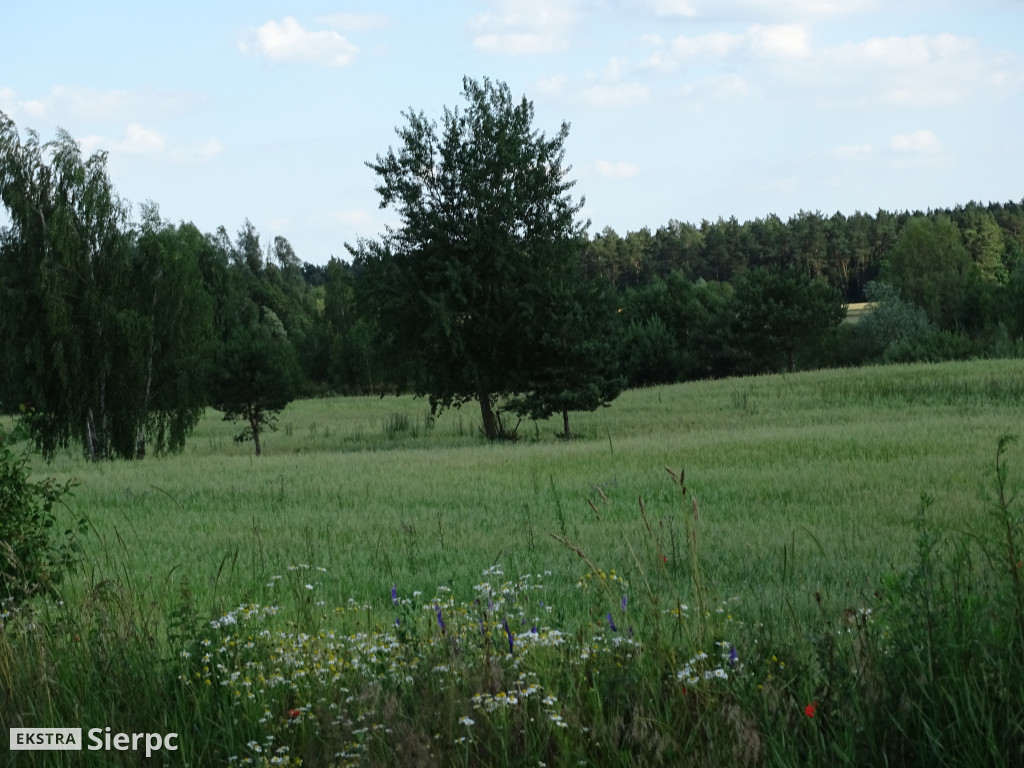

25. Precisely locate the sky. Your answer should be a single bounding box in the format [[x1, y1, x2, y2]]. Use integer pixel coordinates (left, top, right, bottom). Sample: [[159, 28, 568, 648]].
[[2, 0, 1023, 265]]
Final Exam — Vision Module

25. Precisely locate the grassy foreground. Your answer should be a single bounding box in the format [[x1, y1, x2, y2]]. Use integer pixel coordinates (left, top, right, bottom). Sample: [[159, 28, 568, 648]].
[[2, 359, 1024, 765]]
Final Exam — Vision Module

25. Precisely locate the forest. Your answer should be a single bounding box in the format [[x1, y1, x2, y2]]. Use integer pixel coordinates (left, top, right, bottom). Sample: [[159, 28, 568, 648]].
[[2, 88, 1024, 458]]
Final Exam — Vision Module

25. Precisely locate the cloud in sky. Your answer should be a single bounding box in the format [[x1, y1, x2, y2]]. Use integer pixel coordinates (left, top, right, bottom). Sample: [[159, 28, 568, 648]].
[[78, 124, 223, 165], [638, 25, 1024, 111], [595, 159, 642, 178], [814, 131, 945, 169], [318, 13, 390, 32], [240, 17, 359, 67], [0, 86, 204, 125], [471, 0, 580, 54], [889, 130, 941, 154], [643, 0, 876, 21], [810, 33, 1024, 108]]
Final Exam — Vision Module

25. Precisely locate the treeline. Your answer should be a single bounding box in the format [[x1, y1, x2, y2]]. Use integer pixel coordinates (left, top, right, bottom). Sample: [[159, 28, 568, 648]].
[[2, 109, 1023, 458], [579, 202, 1024, 383]]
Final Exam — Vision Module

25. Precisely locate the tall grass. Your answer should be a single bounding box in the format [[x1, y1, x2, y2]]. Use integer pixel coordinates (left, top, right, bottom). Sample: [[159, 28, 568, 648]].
[[2, 359, 1024, 765]]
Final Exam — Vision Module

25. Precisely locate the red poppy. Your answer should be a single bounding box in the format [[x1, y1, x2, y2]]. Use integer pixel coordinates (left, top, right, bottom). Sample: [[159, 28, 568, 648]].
[[288, 708, 302, 719], [805, 702, 818, 718]]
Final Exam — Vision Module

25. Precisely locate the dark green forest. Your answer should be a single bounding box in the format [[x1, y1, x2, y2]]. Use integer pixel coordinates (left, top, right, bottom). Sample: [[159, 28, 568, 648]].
[[3, 88, 1024, 458]]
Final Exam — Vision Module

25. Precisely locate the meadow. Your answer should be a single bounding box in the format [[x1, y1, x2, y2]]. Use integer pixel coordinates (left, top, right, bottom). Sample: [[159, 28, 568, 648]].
[[3, 358, 1024, 766]]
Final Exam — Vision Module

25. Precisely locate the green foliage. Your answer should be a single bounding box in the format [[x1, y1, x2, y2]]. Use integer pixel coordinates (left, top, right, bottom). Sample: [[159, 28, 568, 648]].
[[355, 76, 591, 439], [212, 308, 300, 456], [730, 265, 846, 374], [853, 282, 975, 364], [0, 415, 82, 605], [0, 113, 214, 459], [883, 214, 975, 330]]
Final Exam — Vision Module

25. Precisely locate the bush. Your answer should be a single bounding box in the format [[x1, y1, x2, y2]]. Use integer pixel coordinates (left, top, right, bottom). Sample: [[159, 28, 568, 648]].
[[0, 413, 83, 606]]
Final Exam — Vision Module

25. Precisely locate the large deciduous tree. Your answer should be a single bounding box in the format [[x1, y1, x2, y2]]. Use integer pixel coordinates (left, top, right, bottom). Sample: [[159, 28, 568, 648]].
[[353, 77, 591, 439], [0, 114, 217, 459], [0, 112, 211, 460]]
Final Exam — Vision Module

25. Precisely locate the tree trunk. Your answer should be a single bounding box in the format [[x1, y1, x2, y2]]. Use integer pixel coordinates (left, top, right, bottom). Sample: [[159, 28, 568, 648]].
[[85, 409, 97, 462], [250, 411, 262, 456], [478, 392, 499, 440], [562, 409, 571, 438]]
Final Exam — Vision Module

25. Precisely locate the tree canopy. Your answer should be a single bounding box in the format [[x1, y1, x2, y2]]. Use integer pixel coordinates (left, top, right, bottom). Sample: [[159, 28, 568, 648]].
[[353, 77, 593, 439]]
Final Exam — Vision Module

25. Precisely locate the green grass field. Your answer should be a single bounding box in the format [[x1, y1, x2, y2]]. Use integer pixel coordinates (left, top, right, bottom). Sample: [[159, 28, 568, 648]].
[[43, 358, 1024, 625], [5, 358, 1024, 766]]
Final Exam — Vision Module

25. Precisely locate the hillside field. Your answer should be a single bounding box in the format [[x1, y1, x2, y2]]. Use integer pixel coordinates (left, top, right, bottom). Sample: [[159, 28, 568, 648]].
[[5, 358, 1024, 767], [42, 357, 1024, 626]]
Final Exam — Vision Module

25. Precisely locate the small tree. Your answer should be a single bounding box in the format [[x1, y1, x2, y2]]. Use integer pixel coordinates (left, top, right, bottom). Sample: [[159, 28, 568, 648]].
[[507, 268, 624, 437], [212, 308, 299, 456]]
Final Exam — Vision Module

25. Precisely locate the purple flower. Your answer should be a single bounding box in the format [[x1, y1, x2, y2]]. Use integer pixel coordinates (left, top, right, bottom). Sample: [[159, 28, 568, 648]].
[[391, 585, 399, 605], [503, 619, 514, 654], [728, 646, 738, 668], [621, 594, 628, 612], [607, 613, 618, 632], [435, 604, 446, 634]]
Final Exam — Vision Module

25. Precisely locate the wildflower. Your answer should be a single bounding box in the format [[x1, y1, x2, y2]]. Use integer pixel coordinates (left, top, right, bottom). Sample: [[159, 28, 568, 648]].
[[805, 702, 818, 718], [728, 646, 738, 668], [435, 604, 446, 634], [504, 619, 514, 654], [288, 708, 302, 719], [391, 585, 399, 605], [459, 716, 475, 727], [620, 594, 628, 612]]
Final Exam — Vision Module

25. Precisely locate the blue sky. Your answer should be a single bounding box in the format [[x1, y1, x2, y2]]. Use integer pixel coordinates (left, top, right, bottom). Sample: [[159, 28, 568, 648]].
[[3, 1, 1022, 265]]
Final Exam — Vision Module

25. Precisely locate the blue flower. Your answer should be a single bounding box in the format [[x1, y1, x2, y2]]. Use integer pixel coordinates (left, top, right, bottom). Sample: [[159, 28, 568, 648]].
[[435, 604, 446, 634], [391, 585, 399, 605], [503, 619, 514, 654], [728, 646, 738, 668], [607, 613, 618, 632]]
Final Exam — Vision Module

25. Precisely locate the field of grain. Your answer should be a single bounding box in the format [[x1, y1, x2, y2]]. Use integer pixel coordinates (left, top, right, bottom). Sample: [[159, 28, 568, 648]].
[[5, 358, 1023, 766], [40, 358, 1024, 626]]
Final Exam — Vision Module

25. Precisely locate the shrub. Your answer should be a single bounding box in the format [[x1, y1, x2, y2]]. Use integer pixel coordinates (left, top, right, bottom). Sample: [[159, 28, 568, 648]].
[[0, 413, 83, 606]]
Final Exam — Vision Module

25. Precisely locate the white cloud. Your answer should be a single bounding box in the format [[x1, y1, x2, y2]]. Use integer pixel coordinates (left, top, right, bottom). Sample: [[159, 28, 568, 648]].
[[889, 130, 941, 154], [471, 0, 579, 55], [747, 24, 810, 60], [171, 138, 224, 164], [318, 13, 390, 31], [641, 23, 808, 75], [648, 0, 699, 17], [595, 159, 641, 178], [809, 33, 1024, 108], [76, 125, 224, 165], [0, 86, 204, 124], [79, 123, 166, 156], [319, 208, 376, 228], [535, 75, 569, 96], [676, 73, 752, 107], [578, 81, 651, 107], [641, 25, 1023, 110], [638, 0, 875, 21], [240, 17, 358, 67]]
